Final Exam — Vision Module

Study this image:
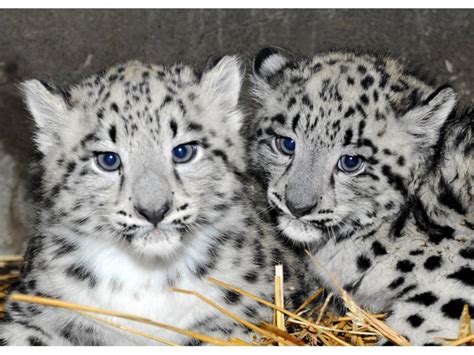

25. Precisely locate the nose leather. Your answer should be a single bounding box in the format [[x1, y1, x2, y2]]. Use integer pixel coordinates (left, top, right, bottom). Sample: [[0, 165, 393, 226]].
[[286, 199, 317, 218], [136, 204, 170, 226]]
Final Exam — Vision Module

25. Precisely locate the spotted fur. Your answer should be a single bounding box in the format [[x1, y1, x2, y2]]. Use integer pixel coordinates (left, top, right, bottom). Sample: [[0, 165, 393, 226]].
[[0, 57, 307, 345], [249, 47, 473, 345]]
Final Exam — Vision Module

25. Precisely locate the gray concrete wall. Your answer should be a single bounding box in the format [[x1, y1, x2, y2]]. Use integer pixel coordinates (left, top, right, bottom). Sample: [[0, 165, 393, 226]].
[[0, 9, 472, 253]]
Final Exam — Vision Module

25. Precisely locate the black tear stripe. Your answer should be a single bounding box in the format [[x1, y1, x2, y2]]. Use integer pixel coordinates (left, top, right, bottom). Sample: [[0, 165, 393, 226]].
[[447, 266, 474, 287]]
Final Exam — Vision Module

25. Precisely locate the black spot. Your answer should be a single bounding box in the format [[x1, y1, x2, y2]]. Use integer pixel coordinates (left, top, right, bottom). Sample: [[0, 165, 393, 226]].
[[388, 276, 404, 290], [212, 149, 228, 163], [108, 125, 117, 143], [360, 94, 369, 105], [28, 337, 45, 346], [397, 156, 405, 166], [447, 266, 474, 287], [406, 314, 424, 328], [343, 129, 353, 146], [161, 95, 173, 108], [187, 122, 202, 131], [243, 270, 259, 283], [65, 264, 97, 288], [406, 291, 439, 306], [302, 95, 312, 107], [357, 65, 367, 74], [423, 255, 442, 271], [347, 76, 355, 85], [371, 241, 387, 256], [460, 247, 474, 260], [344, 107, 355, 118], [361, 75, 374, 89], [66, 161, 76, 174], [223, 290, 241, 305], [0, 338, 8, 346], [357, 121, 366, 138], [110, 103, 119, 113], [396, 260, 415, 273], [185, 338, 204, 346], [271, 114, 286, 125], [441, 299, 474, 319], [409, 249, 424, 256], [169, 119, 178, 138], [287, 97, 296, 109], [356, 255, 371, 271]]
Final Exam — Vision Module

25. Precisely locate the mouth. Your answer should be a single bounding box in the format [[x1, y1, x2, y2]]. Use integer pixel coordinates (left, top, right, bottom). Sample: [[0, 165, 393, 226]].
[[277, 214, 326, 244]]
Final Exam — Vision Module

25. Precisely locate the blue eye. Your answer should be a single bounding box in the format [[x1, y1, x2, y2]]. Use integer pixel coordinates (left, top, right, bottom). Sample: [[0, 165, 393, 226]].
[[172, 143, 197, 163], [96, 152, 121, 171], [337, 155, 365, 174], [276, 136, 296, 155]]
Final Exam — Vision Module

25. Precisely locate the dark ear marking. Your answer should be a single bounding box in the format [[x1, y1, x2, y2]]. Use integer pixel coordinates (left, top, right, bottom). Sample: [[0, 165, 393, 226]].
[[254, 47, 281, 76], [423, 84, 452, 105], [38, 79, 72, 106], [203, 55, 225, 74], [253, 46, 294, 79]]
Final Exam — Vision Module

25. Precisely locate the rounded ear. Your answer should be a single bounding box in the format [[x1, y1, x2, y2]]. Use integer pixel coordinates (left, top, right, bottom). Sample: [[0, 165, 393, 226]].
[[253, 46, 293, 80], [200, 55, 242, 111], [402, 85, 458, 149], [20, 79, 70, 154]]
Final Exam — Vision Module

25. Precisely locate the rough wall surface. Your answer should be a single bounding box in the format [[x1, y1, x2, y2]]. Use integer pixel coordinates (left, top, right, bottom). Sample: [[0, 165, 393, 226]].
[[0, 9, 472, 254]]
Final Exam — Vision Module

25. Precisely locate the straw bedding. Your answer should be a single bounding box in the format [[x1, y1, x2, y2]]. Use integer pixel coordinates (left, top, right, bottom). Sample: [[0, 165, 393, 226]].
[[0, 255, 472, 346]]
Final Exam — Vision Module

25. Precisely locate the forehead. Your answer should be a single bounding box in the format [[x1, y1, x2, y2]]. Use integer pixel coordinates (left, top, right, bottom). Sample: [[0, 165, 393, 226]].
[[72, 62, 198, 108], [68, 62, 202, 138], [265, 53, 432, 143]]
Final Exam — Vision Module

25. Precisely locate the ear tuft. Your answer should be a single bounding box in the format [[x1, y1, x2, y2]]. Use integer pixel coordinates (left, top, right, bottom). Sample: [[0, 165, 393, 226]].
[[21, 79, 69, 154], [200, 55, 242, 111], [253, 46, 292, 79]]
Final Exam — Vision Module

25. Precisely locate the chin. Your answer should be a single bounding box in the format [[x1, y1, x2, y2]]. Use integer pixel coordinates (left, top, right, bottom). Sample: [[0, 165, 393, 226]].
[[130, 229, 184, 260], [278, 215, 326, 244]]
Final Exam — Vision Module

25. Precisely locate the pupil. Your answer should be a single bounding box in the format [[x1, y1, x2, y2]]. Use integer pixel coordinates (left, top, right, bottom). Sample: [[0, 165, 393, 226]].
[[345, 156, 358, 168], [176, 146, 187, 158], [284, 138, 295, 151], [105, 154, 116, 165]]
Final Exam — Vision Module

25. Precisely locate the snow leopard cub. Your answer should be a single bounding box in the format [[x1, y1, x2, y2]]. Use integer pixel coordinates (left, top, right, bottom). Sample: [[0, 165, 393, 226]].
[[249, 47, 473, 345], [0, 56, 306, 346]]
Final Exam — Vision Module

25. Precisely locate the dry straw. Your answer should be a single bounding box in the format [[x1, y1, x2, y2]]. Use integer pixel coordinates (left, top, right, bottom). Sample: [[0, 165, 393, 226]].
[[0, 255, 472, 346]]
